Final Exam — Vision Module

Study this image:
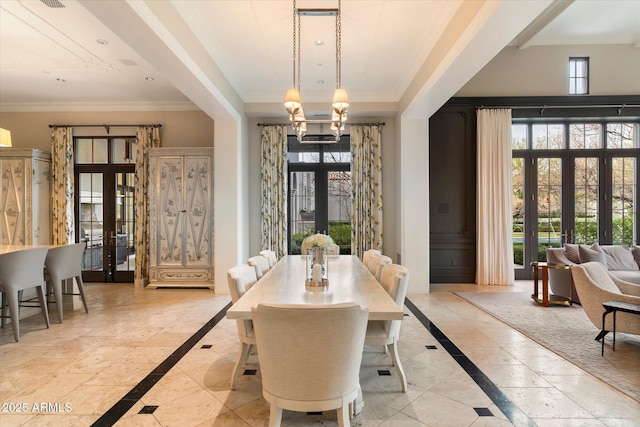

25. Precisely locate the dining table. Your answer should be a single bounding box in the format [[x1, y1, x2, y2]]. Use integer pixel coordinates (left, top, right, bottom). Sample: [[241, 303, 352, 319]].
[[227, 254, 403, 415], [226, 254, 404, 321], [0, 244, 55, 255]]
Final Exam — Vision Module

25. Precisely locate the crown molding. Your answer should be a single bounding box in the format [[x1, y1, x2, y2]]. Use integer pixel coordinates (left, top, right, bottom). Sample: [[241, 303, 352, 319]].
[[0, 101, 200, 113]]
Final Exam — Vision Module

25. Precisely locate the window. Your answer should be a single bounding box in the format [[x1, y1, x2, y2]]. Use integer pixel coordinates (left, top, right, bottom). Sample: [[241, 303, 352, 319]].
[[512, 120, 639, 278], [569, 57, 589, 95], [288, 135, 351, 254]]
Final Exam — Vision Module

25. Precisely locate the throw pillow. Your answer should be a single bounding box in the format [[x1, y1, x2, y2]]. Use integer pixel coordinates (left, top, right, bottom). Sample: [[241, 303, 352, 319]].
[[631, 246, 640, 269], [563, 243, 580, 264], [578, 245, 607, 267], [598, 245, 639, 271]]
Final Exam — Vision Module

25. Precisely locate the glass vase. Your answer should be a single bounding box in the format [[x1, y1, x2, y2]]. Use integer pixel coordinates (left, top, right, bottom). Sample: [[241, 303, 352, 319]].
[[305, 246, 328, 290]]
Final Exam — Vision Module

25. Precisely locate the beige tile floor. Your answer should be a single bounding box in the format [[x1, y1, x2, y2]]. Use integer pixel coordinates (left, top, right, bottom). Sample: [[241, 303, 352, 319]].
[[1, 281, 639, 426]]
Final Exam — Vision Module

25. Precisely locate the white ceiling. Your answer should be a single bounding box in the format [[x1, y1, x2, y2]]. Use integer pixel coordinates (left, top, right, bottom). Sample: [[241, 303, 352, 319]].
[[0, 0, 638, 113]]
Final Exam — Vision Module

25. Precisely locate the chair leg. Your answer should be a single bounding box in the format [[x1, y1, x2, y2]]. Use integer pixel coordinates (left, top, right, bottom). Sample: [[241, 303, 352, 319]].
[[36, 284, 50, 329], [268, 402, 283, 427], [337, 404, 350, 427], [75, 275, 89, 313], [230, 342, 252, 390], [388, 341, 407, 392], [5, 291, 21, 342], [50, 278, 64, 323]]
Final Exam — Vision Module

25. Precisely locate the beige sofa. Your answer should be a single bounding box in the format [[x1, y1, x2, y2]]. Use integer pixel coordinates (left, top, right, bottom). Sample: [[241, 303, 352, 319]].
[[546, 244, 640, 303]]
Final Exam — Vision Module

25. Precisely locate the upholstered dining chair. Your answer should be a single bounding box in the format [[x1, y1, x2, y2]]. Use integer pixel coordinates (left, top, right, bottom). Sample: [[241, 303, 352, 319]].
[[362, 249, 381, 269], [252, 302, 368, 427], [364, 264, 409, 392], [327, 245, 340, 255], [0, 247, 50, 342], [248, 255, 270, 279], [44, 242, 88, 323], [368, 254, 392, 282], [259, 249, 278, 268], [227, 264, 259, 389]]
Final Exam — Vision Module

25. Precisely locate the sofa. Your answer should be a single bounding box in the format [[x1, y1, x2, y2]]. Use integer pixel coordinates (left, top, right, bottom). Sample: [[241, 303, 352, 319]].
[[546, 243, 640, 303]]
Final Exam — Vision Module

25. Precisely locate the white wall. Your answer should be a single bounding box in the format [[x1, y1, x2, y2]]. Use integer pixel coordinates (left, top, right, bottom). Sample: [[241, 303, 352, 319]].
[[457, 44, 640, 96]]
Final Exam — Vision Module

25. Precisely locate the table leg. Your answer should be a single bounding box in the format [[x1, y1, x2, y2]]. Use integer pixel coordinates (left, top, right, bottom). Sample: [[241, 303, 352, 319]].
[[601, 310, 607, 356], [542, 267, 549, 307], [612, 311, 617, 351], [533, 265, 539, 302]]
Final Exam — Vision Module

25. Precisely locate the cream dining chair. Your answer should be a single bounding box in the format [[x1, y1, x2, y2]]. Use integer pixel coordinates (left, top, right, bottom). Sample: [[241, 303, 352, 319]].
[[259, 249, 278, 268], [44, 242, 88, 323], [0, 247, 50, 342], [362, 249, 381, 270], [252, 302, 368, 427], [364, 264, 409, 392], [227, 264, 259, 389], [248, 255, 270, 279], [368, 254, 392, 282]]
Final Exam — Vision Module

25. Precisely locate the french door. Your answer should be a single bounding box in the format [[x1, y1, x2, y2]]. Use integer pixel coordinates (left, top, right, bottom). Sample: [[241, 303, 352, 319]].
[[75, 166, 136, 282], [287, 135, 352, 254], [513, 152, 638, 279]]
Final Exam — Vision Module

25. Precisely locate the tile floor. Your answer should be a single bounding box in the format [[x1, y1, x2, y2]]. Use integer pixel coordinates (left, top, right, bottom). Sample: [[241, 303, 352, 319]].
[[1, 281, 639, 426]]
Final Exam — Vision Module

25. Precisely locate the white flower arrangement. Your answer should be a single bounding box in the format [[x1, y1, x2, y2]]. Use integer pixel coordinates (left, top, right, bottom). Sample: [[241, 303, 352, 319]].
[[301, 233, 336, 253]]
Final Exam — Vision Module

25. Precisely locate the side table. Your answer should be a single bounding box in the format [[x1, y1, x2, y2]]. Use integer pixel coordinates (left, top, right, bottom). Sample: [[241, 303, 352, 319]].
[[530, 262, 573, 307], [601, 300, 640, 356]]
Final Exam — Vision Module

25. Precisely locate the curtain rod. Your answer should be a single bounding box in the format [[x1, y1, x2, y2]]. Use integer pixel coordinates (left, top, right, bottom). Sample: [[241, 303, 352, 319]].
[[257, 122, 385, 126], [476, 104, 640, 115], [48, 123, 162, 134]]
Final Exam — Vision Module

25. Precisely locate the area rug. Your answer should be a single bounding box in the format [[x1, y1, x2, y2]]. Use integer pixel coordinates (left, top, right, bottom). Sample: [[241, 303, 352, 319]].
[[456, 290, 640, 402]]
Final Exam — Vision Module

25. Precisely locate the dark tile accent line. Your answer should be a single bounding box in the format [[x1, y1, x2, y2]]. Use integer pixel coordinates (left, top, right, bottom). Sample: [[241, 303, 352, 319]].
[[201, 344, 213, 349], [139, 405, 158, 414], [425, 345, 437, 350], [404, 298, 535, 427], [91, 301, 232, 427], [474, 407, 493, 416]]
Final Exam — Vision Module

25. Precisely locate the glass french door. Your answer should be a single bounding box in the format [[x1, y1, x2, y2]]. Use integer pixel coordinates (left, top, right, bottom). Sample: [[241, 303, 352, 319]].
[[288, 165, 351, 254], [76, 166, 136, 282]]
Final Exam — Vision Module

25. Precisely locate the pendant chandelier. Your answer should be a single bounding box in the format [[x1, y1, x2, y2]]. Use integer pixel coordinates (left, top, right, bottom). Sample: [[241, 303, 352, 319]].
[[283, 0, 348, 143]]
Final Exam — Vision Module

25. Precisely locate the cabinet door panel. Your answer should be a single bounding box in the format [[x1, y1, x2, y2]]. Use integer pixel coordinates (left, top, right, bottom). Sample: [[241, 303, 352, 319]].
[[158, 157, 184, 264], [184, 156, 211, 266]]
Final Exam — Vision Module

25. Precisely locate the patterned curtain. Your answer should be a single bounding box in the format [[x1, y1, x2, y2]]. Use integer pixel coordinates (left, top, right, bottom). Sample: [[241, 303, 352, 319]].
[[50, 127, 74, 245], [476, 109, 514, 286], [260, 125, 288, 259], [134, 126, 160, 286], [351, 125, 383, 258]]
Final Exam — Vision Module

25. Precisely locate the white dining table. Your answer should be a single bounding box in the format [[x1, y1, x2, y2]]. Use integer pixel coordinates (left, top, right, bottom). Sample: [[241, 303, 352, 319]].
[[227, 255, 403, 320]]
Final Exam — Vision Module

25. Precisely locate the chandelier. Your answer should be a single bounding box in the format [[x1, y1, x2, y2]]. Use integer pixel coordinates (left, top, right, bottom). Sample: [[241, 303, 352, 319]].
[[283, 0, 348, 142]]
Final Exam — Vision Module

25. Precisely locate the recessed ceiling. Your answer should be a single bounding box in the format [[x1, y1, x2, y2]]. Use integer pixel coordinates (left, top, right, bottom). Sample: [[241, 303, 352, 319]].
[[0, 0, 638, 112]]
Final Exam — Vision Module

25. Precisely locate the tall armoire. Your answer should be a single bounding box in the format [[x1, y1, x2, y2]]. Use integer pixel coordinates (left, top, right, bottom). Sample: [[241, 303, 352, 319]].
[[0, 148, 51, 245], [148, 147, 214, 289]]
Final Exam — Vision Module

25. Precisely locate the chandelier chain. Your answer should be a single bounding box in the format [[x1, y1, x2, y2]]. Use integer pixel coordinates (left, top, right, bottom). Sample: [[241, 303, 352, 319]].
[[292, 0, 297, 88], [336, 0, 342, 89], [297, 12, 301, 91]]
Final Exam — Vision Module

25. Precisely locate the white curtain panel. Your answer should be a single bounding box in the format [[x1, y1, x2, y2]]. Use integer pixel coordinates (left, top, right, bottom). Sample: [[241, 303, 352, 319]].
[[351, 125, 383, 258], [134, 126, 160, 286], [260, 125, 288, 259], [476, 109, 515, 286], [50, 127, 74, 245]]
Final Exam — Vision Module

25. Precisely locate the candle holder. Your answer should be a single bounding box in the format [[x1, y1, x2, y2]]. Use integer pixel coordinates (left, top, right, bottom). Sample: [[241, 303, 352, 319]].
[[305, 246, 329, 291]]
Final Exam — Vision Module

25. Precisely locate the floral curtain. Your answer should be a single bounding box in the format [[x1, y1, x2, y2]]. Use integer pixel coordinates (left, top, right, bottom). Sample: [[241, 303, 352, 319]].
[[134, 126, 160, 286], [50, 127, 74, 245], [260, 125, 288, 259], [476, 109, 515, 286], [351, 125, 383, 259]]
